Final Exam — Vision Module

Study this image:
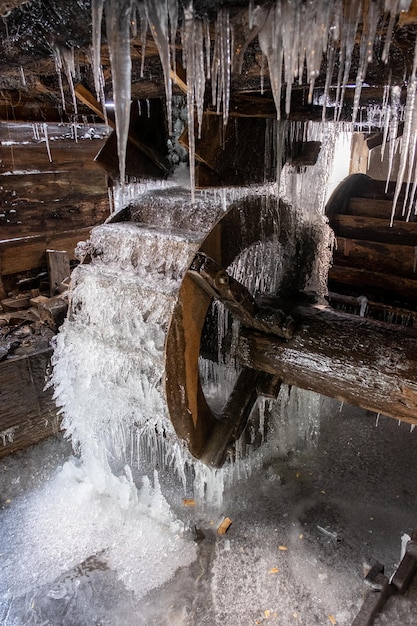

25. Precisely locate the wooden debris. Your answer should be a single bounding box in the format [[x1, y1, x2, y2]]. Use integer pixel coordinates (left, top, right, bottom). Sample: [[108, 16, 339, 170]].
[[217, 517, 233, 535], [38, 293, 68, 331], [30, 295, 50, 307], [182, 498, 196, 507], [1, 294, 31, 311]]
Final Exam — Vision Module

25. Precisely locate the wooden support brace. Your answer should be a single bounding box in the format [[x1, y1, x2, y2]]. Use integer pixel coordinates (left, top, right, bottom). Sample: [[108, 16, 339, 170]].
[[188, 253, 295, 339], [199, 368, 280, 468]]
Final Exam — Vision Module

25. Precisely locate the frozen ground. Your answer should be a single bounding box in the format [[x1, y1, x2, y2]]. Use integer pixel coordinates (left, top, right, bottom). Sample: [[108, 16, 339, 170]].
[[1, 398, 416, 626]]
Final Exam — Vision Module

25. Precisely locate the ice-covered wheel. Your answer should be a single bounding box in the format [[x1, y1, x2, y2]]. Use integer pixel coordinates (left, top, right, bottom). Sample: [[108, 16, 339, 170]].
[[165, 196, 285, 466]]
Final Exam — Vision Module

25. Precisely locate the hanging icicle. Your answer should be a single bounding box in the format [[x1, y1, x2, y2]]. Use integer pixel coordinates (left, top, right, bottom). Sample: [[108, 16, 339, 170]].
[[391, 36, 417, 224], [211, 7, 231, 128], [181, 3, 206, 203], [145, 0, 177, 135], [105, 0, 132, 186]]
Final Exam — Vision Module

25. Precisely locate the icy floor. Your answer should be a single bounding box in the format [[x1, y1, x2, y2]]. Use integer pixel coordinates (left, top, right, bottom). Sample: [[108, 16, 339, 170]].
[[1, 398, 417, 626]]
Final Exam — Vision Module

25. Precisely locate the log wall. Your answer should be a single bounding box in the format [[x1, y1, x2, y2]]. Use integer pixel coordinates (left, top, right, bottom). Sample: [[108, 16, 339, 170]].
[[0, 122, 110, 298]]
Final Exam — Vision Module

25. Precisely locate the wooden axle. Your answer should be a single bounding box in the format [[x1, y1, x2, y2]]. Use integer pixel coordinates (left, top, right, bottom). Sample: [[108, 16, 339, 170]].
[[237, 303, 417, 427]]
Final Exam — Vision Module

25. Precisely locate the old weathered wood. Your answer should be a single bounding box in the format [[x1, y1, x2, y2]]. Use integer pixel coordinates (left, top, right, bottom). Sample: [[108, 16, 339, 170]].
[[330, 215, 417, 245], [199, 368, 279, 468], [179, 113, 278, 185], [328, 292, 417, 324], [348, 197, 411, 219], [0, 196, 110, 240], [38, 293, 68, 331], [0, 226, 91, 275], [47, 249, 70, 296], [165, 197, 281, 460], [188, 252, 295, 339], [0, 171, 106, 202], [328, 265, 417, 303], [0, 348, 58, 458], [351, 565, 391, 626], [75, 83, 171, 175], [333, 237, 417, 278], [238, 303, 417, 426]]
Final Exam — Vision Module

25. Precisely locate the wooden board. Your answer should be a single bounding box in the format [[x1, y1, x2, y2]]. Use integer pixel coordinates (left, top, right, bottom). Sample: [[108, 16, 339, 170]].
[[330, 215, 417, 246], [0, 348, 59, 458], [0, 226, 92, 275], [0, 195, 109, 239], [349, 197, 414, 220], [328, 265, 417, 303], [333, 237, 417, 278]]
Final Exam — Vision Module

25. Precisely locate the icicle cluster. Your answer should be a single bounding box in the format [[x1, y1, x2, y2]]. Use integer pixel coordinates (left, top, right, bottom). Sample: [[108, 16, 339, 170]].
[[87, 0, 416, 202]]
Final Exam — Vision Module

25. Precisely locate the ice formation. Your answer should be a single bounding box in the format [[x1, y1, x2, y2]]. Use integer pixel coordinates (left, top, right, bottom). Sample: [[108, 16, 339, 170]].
[[88, 0, 417, 211]]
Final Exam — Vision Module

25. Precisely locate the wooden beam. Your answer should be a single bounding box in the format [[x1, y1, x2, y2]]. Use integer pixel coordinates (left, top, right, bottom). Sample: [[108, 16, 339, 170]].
[[333, 237, 417, 278], [328, 265, 417, 303], [238, 303, 417, 426], [330, 214, 417, 246]]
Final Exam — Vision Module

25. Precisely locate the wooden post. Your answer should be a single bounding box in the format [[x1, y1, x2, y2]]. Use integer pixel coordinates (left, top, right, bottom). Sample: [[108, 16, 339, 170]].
[[46, 249, 70, 296]]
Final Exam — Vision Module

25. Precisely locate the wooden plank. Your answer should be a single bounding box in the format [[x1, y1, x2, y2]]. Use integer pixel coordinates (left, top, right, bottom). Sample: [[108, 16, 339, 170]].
[[0, 226, 92, 275], [333, 237, 417, 278], [47, 250, 70, 295], [0, 195, 110, 239], [0, 171, 106, 201], [0, 348, 59, 458], [330, 214, 417, 245], [238, 304, 417, 426], [328, 265, 417, 303], [0, 138, 108, 172], [349, 197, 415, 220]]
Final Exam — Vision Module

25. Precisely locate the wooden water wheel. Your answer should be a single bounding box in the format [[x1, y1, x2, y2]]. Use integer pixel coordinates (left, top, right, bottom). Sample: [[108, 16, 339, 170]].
[[160, 186, 417, 468]]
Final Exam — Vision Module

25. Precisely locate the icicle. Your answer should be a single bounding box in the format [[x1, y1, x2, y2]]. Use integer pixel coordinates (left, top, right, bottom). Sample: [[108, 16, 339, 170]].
[[375, 413, 380, 427], [258, 4, 282, 120], [138, 2, 147, 78], [145, 0, 174, 134], [181, 3, 206, 203], [105, 0, 132, 187], [335, 0, 362, 121], [19, 65, 26, 88], [89, 0, 109, 127], [211, 8, 231, 128], [352, 0, 380, 123], [230, 4, 268, 75], [61, 47, 78, 116], [204, 18, 211, 80], [358, 295, 368, 317], [91, 0, 104, 99], [384, 84, 401, 187], [391, 36, 417, 225], [43, 123, 52, 163], [53, 47, 66, 113], [168, 0, 178, 78], [411, 424, 416, 433]]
